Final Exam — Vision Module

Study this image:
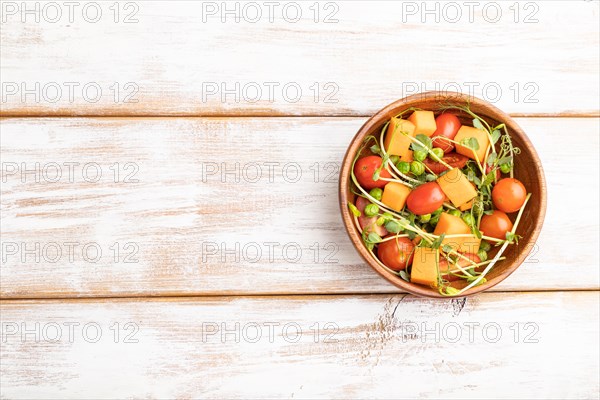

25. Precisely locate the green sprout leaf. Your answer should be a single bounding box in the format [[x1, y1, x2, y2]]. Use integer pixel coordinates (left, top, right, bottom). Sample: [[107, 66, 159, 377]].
[[431, 233, 446, 249], [399, 270, 410, 282], [481, 171, 496, 187], [410, 134, 433, 152], [418, 134, 432, 148], [505, 232, 522, 244], [370, 144, 381, 154], [497, 156, 513, 166], [467, 276, 487, 286], [382, 212, 394, 222], [466, 169, 475, 182], [444, 286, 461, 296], [385, 220, 402, 234], [367, 232, 383, 244], [472, 118, 485, 131], [491, 129, 501, 144], [460, 137, 480, 151], [348, 202, 361, 217]]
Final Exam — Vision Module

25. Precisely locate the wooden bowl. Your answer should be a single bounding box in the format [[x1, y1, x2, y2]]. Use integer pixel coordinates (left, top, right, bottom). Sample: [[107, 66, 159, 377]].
[[339, 91, 547, 298]]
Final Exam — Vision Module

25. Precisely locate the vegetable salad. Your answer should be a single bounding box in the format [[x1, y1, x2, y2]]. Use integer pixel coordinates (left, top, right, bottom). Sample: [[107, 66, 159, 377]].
[[348, 105, 530, 296]]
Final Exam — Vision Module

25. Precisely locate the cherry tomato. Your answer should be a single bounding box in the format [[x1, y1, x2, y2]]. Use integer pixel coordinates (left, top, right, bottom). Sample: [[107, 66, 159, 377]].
[[377, 236, 415, 271], [356, 196, 388, 237], [431, 113, 461, 153], [439, 253, 481, 281], [485, 164, 501, 181], [354, 156, 391, 190], [492, 178, 527, 213], [422, 152, 469, 174], [480, 210, 513, 240], [406, 182, 445, 215]]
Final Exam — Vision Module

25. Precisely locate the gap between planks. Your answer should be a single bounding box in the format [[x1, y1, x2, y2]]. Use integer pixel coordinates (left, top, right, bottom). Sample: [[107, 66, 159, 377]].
[[1, 112, 599, 119], [2, 288, 599, 303]]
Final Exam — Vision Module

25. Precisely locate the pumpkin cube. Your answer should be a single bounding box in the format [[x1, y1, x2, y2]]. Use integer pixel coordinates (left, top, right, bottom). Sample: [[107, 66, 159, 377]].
[[458, 236, 481, 254], [384, 118, 416, 160], [437, 169, 477, 207], [459, 200, 473, 211], [433, 212, 481, 253], [408, 110, 437, 137], [454, 126, 490, 162], [381, 182, 411, 212], [411, 247, 439, 287]]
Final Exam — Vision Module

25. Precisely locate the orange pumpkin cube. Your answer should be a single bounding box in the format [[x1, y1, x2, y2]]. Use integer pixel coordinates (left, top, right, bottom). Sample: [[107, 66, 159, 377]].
[[454, 126, 490, 162], [411, 247, 439, 287], [459, 200, 474, 211], [437, 169, 478, 208], [381, 182, 411, 212], [408, 111, 437, 137], [384, 118, 416, 160], [433, 212, 481, 253]]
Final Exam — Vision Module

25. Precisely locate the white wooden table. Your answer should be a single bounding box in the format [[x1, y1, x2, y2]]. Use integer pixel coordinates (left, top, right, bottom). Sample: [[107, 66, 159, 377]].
[[1, 1, 599, 398]]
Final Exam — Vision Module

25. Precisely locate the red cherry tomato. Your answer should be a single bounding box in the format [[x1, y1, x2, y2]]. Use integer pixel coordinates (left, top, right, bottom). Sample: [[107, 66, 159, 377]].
[[355, 196, 388, 237], [354, 156, 391, 190], [377, 236, 415, 271], [480, 210, 513, 240], [492, 178, 527, 213], [406, 182, 445, 215], [432, 113, 461, 153], [422, 152, 469, 174], [485, 164, 501, 181], [439, 253, 481, 281]]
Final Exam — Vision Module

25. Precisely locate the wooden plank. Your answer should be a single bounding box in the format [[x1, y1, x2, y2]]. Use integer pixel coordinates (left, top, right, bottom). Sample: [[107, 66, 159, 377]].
[[1, 1, 598, 116], [1, 117, 598, 297], [1, 291, 598, 399]]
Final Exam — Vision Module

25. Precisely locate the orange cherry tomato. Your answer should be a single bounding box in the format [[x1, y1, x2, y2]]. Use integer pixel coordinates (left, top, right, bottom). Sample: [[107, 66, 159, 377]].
[[377, 237, 415, 271], [492, 178, 527, 213], [480, 210, 513, 240]]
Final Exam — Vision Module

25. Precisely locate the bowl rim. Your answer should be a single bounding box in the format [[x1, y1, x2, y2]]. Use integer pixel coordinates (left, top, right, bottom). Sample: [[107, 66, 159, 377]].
[[338, 91, 547, 298]]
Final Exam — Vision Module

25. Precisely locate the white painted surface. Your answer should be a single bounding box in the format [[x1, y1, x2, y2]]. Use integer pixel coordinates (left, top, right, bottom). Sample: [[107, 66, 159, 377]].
[[1, 1, 599, 398], [1, 292, 599, 399], [1, 1, 599, 116], [1, 117, 598, 297]]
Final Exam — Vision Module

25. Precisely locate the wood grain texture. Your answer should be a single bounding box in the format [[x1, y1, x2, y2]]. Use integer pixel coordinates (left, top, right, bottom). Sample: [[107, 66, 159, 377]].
[[1, 117, 598, 298], [1, 1, 599, 116], [1, 292, 598, 399]]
